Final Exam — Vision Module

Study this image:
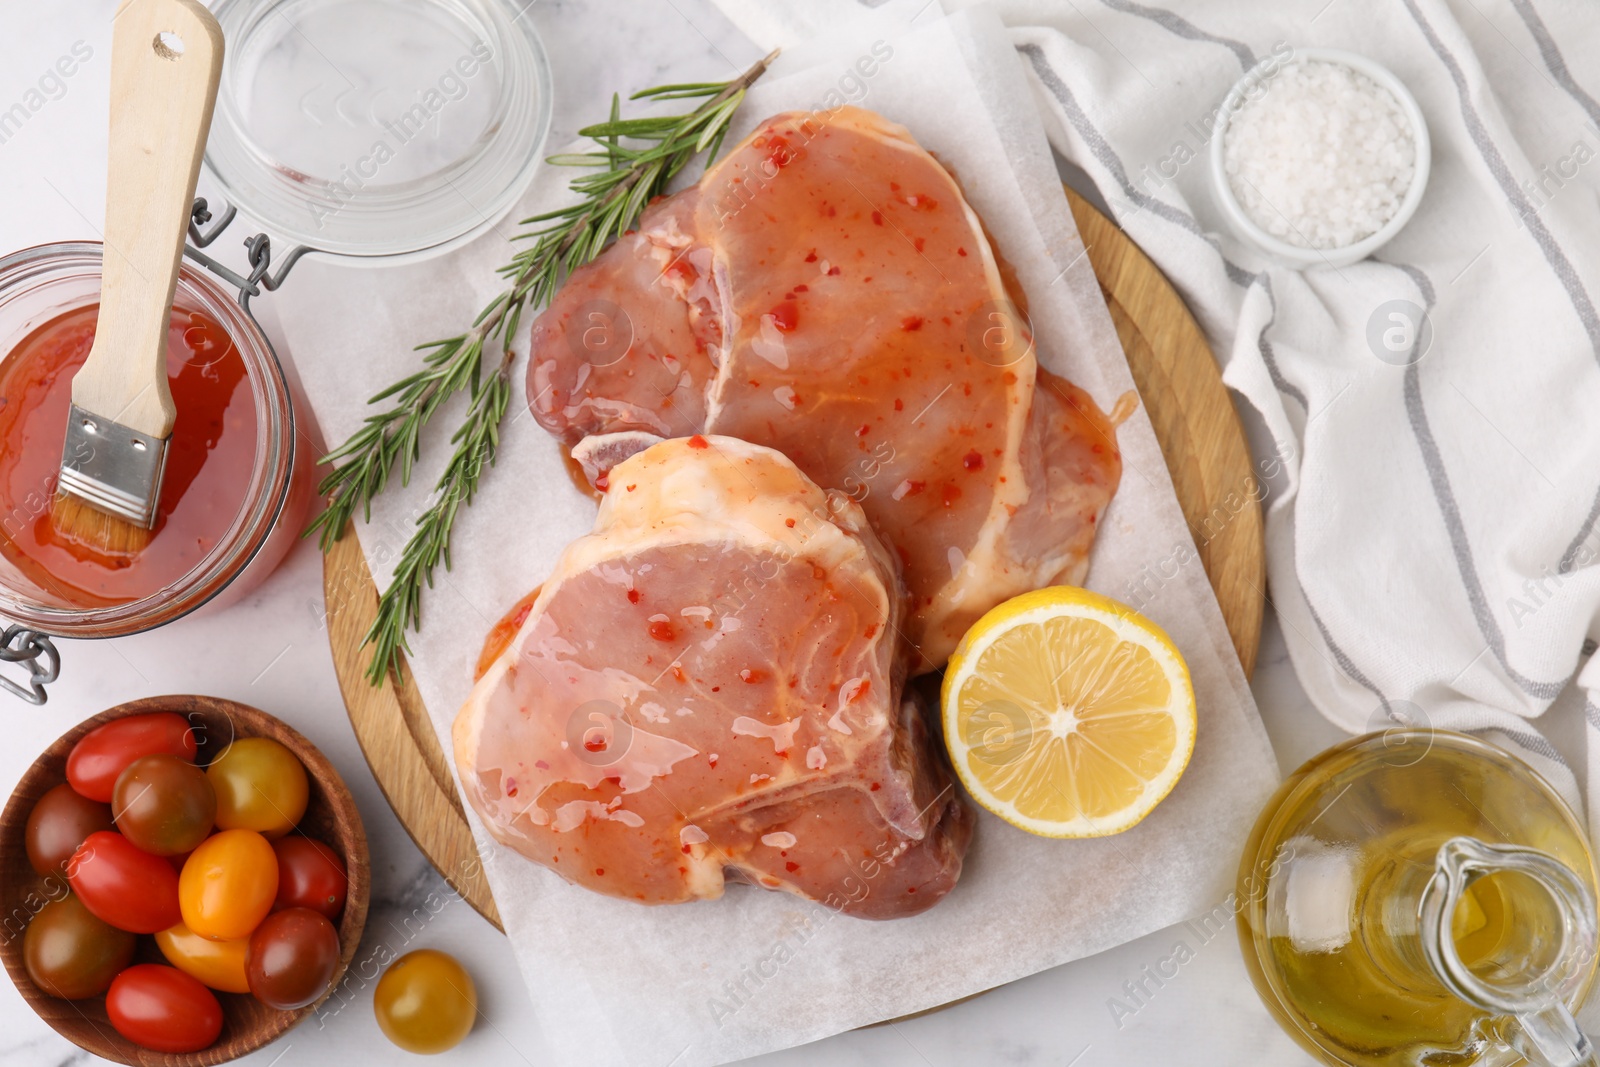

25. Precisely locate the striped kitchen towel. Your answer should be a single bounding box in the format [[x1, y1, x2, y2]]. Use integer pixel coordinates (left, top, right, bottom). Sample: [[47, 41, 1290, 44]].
[[714, 0, 1600, 830]]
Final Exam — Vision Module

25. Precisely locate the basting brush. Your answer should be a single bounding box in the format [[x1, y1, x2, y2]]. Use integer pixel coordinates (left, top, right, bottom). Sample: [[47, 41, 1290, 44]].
[[52, 0, 224, 556]]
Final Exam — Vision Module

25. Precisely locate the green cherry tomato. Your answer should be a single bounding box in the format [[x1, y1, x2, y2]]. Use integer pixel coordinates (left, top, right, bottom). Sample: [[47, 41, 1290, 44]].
[[66, 712, 198, 802], [374, 949, 477, 1054], [23, 894, 137, 1000], [245, 907, 340, 1010], [25, 782, 113, 877], [112, 753, 216, 856], [106, 964, 223, 1054], [207, 737, 308, 838]]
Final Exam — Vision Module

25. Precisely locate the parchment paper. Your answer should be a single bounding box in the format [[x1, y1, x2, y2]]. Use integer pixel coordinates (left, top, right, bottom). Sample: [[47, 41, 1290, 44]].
[[279, 4, 1281, 1063]]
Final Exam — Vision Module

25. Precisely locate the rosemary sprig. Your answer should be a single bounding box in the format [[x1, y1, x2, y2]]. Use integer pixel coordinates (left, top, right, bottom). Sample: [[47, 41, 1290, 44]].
[[360, 347, 515, 685], [307, 50, 778, 685]]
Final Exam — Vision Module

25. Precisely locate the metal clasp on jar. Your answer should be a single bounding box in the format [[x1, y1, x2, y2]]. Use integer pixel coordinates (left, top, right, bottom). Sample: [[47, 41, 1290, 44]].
[[0, 199, 316, 706], [0, 626, 59, 704]]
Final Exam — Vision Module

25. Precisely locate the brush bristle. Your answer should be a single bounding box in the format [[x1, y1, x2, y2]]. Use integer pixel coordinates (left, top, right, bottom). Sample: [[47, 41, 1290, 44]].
[[49, 492, 155, 558]]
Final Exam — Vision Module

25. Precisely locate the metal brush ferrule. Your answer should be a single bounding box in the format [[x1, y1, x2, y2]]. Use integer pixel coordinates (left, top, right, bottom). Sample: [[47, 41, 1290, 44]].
[[57, 403, 169, 529]]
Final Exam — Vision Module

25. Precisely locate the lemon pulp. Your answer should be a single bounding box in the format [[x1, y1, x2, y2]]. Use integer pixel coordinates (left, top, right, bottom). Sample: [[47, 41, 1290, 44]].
[[941, 588, 1195, 838]]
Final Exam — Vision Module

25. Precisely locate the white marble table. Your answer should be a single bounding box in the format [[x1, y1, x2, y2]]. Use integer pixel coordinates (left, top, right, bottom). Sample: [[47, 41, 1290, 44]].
[[0, 0, 1381, 1063]]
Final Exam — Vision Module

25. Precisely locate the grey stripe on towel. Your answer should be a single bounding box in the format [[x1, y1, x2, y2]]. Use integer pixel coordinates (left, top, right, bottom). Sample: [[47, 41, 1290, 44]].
[[1401, 0, 1600, 582], [1094, 0, 1255, 69], [1508, 0, 1600, 130], [1017, 42, 1311, 409], [1401, 0, 1600, 359]]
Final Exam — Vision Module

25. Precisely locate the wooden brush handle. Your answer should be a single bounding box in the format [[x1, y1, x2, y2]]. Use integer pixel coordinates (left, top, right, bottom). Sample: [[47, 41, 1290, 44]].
[[73, 0, 224, 438]]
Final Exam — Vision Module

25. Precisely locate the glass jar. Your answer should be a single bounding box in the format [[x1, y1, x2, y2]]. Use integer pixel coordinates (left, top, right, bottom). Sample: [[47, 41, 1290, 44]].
[[0, 0, 553, 703], [204, 0, 553, 261], [0, 242, 313, 643]]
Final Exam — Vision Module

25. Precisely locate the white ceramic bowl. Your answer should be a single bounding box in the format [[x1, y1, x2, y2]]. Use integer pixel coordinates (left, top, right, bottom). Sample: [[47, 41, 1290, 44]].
[[1208, 47, 1430, 269]]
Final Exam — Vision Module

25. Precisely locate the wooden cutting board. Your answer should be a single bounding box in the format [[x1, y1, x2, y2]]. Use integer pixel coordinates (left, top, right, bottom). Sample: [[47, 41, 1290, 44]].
[[320, 188, 1265, 932]]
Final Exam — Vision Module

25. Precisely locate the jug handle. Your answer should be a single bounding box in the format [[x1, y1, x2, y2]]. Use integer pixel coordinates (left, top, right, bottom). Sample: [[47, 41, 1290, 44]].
[[1419, 836, 1599, 1067]]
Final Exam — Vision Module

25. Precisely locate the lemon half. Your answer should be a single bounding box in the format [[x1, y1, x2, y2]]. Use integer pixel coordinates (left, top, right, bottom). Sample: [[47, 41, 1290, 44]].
[[941, 587, 1196, 838]]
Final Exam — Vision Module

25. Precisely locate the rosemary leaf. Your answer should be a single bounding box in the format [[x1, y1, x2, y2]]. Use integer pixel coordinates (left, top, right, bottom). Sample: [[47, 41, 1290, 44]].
[[630, 81, 730, 100]]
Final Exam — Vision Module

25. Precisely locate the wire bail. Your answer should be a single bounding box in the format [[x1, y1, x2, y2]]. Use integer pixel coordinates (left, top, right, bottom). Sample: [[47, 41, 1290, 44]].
[[182, 197, 316, 314], [0, 625, 60, 705]]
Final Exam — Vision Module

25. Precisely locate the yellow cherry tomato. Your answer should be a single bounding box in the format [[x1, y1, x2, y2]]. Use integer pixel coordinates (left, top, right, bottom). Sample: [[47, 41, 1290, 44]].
[[154, 921, 251, 993], [374, 950, 477, 1054], [206, 738, 308, 839], [179, 829, 278, 941]]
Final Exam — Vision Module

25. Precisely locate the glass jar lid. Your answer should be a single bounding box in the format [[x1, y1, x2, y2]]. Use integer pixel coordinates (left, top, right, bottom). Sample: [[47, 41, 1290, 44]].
[[204, 0, 551, 260]]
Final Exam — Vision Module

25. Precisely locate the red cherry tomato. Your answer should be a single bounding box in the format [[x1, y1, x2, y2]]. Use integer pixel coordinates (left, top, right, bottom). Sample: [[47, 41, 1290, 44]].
[[246, 907, 340, 1010], [272, 837, 348, 920], [66, 712, 197, 802], [67, 831, 182, 933], [106, 964, 223, 1054], [25, 783, 113, 877]]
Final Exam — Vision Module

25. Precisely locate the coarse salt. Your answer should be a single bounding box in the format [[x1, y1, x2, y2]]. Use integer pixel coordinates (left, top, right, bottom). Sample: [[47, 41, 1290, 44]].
[[1223, 60, 1415, 250]]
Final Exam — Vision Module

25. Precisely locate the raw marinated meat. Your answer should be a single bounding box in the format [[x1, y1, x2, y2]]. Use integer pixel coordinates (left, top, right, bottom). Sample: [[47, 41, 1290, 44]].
[[526, 106, 1123, 671], [453, 435, 972, 918]]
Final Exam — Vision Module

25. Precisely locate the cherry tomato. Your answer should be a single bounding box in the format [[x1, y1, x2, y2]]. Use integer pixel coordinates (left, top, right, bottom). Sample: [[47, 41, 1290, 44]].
[[106, 964, 223, 1054], [23, 894, 136, 1000], [272, 836, 348, 919], [154, 921, 250, 994], [207, 737, 307, 838], [374, 949, 477, 1054], [25, 783, 113, 877], [179, 828, 278, 940], [246, 907, 340, 1010], [66, 712, 197, 802], [112, 753, 216, 856], [68, 831, 182, 933]]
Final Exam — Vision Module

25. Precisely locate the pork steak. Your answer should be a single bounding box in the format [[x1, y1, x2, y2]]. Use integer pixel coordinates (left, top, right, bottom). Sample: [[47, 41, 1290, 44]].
[[453, 435, 972, 918]]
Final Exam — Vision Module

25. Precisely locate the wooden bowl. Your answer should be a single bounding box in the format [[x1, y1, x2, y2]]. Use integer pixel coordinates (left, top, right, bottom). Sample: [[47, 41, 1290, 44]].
[[0, 695, 370, 1066]]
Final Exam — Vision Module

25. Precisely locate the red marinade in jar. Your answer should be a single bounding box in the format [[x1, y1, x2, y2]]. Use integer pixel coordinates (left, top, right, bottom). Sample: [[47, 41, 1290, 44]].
[[0, 303, 256, 606]]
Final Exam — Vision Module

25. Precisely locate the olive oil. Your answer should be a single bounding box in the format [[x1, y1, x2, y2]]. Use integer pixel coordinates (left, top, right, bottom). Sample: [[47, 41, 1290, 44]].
[[1238, 731, 1597, 1067]]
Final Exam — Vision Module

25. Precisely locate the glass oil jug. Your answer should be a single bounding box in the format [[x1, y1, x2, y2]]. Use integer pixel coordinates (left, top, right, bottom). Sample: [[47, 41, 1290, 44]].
[[1238, 729, 1600, 1067]]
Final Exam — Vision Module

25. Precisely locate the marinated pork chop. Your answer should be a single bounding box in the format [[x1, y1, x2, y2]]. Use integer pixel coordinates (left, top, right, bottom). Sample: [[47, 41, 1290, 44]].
[[527, 106, 1123, 670], [453, 435, 972, 918]]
